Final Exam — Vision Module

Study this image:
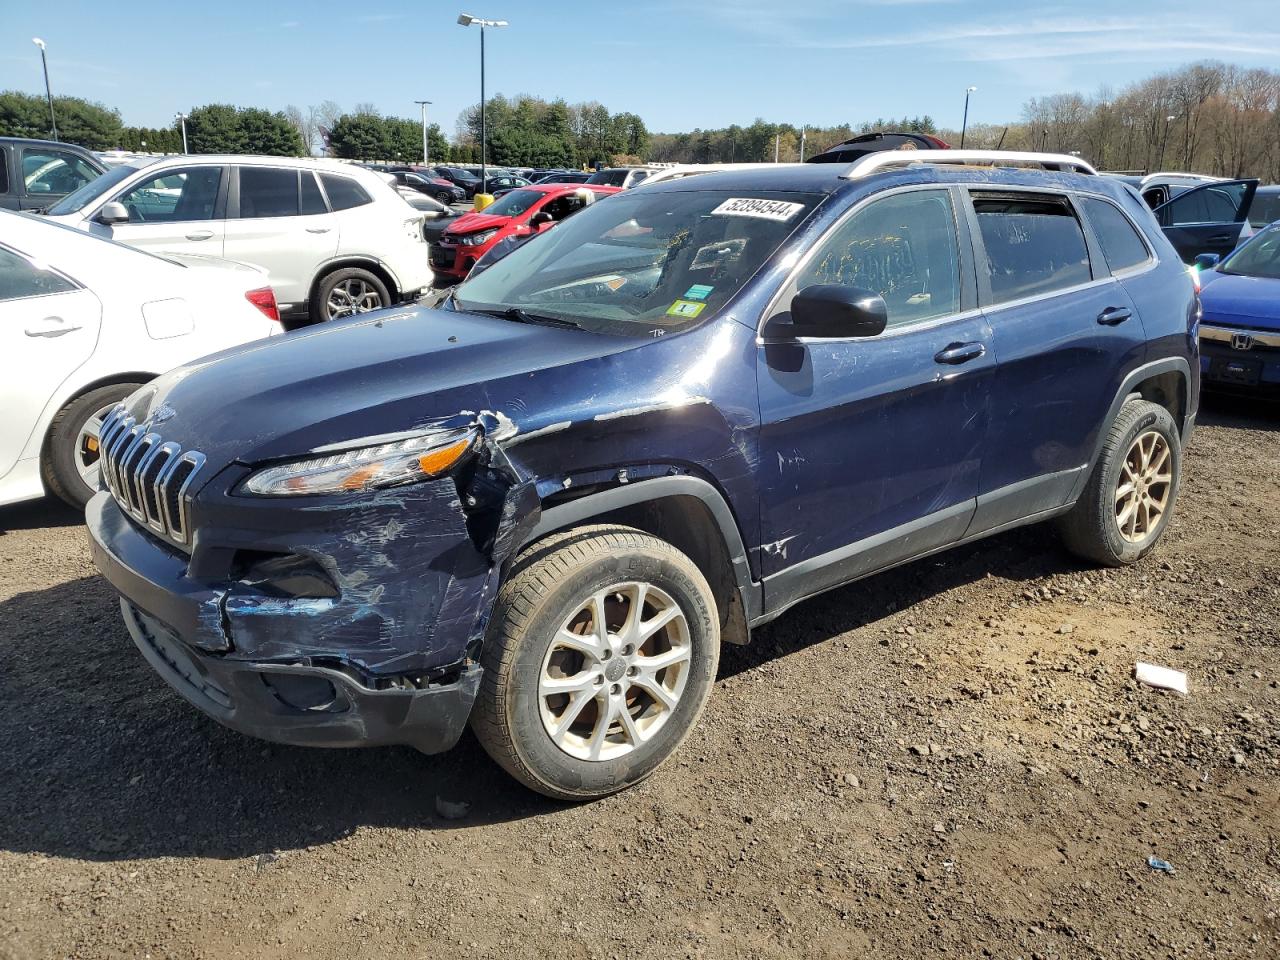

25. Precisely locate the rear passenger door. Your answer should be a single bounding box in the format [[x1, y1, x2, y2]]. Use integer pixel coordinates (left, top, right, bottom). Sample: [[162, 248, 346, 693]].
[[966, 189, 1148, 536], [222, 167, 338, 313], [1153, 179, 1258, 262], [756, 187, 993, 608]]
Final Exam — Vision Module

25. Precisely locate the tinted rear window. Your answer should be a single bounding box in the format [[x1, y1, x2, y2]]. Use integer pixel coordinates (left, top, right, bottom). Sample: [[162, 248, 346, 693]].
[[1080, 197, 1151, 273], [320, 174, 371, 211], [972, 193, 1092, 303], [238, 167, 298, 218], [1249, 191, 1280, 229]]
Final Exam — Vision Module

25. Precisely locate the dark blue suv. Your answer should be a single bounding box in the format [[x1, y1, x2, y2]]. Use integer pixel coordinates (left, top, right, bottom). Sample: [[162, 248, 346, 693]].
[[87, 151, 1199, 800]]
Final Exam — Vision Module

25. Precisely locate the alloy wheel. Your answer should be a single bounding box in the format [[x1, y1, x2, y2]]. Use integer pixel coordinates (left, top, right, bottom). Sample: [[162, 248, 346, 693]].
[[1115, 430, 1172, 543], [326, 279, 384, 320], [538, 581, 692, 761], [74, 401, 121, 488]]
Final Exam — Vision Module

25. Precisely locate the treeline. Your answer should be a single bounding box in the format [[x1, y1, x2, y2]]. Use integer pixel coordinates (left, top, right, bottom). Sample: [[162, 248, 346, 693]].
[[948, 62, 1280, 182], [454, 95, 649, 168], [649, 116, 938, 164], [0, 91, 302, 156]]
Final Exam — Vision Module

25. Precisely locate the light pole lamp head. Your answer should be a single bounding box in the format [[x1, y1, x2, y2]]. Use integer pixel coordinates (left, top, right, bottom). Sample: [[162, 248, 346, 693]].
[[32, 37, 47, 50], [1166, 114, 1176, 122], [457, 13, 508, 26], [967, 86, 977, 93]]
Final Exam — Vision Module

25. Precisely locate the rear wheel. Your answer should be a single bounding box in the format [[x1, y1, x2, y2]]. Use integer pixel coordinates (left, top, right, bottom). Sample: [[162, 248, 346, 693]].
[[311, 268, 391, 324], [1058, 399, 1181, 566], [435, 190, 455, 204], [471, 525, 720, 800], [42, 382, 143, 509]]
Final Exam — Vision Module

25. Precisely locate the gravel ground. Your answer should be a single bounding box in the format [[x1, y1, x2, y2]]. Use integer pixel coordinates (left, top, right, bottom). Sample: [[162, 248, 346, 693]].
[[0, 395, 1276, 960]]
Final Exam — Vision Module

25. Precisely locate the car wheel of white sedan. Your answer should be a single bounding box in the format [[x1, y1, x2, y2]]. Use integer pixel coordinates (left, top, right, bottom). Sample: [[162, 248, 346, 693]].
[[42, 383, 143, 510]]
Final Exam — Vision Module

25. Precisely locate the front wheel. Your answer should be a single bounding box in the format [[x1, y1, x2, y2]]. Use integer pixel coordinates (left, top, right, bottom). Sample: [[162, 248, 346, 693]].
[[471, 525, 720, 801], [311, 267, 391, 324], [1058, 399, 1182, 566], [435, 190, 455, 205], [42, 382, 144, 509]]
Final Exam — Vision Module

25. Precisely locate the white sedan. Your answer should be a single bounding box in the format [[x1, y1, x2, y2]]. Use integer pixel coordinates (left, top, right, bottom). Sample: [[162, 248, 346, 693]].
[[0, 209, 279, 509]]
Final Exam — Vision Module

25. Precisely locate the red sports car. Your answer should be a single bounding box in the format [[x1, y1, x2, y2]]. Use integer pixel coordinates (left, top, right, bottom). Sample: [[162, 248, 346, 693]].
[[430, 183, 621, 284]]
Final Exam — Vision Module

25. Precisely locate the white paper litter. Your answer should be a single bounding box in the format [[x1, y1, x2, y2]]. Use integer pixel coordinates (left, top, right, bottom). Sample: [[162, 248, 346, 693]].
[[1135, 662, 1188, 695]]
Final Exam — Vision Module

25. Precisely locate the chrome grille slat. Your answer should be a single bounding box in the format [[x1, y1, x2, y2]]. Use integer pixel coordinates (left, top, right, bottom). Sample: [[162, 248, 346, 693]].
[[96, 403, 205, 550]]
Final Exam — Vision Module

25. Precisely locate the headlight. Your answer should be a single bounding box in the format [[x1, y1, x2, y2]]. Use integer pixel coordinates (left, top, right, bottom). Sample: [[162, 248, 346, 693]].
[[242, 428, 477, 497], [463, 229, 498, 246]]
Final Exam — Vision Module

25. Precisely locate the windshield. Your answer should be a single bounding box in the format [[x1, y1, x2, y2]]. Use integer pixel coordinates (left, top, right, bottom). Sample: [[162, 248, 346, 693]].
[[45, 163, 141, 215], [484, 189, 544, 219], [1220, 226, 1280, 280], [455, 188, 824, 337]]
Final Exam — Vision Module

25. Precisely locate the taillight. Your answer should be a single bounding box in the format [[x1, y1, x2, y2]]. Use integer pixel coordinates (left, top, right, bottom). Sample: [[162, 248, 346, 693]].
[[923, 135, 951, 149], [246, 286, 280, 322]]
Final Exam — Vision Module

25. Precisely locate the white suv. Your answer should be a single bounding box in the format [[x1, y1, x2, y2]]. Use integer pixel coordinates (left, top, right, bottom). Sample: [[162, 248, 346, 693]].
[[43, 156, 433, 326]]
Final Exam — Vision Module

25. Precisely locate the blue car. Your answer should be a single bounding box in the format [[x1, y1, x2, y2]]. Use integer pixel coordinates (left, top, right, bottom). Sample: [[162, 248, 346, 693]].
[[86, 151, 1199, 800], [1198, 222, 1280, 396]]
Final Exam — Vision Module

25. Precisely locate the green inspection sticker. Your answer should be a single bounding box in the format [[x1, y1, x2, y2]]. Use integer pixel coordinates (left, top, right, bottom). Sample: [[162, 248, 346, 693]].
[[666, 300, 706, 318], [683, 284, 714, 301]]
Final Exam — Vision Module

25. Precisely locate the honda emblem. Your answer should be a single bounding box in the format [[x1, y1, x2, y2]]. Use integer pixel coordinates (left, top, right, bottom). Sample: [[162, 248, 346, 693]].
[[1230, 333, 1254, 351]]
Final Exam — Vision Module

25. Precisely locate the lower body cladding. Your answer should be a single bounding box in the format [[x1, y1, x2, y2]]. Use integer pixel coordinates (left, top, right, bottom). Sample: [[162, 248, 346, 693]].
[[85, 466, 536, 754]]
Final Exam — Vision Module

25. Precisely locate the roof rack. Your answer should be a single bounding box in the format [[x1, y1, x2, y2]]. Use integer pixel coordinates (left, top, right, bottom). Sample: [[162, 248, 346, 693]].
[[840, 150, 1097, 179]]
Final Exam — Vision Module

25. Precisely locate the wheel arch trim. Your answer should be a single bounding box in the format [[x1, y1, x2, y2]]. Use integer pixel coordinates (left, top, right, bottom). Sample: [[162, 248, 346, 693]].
[[522, 475, 762, 623]]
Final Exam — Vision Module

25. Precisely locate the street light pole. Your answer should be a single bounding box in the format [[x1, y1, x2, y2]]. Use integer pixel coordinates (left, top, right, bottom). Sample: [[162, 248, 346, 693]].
[[414, 100, 433, 166], [457, 14, 508, 196], [32, 38, 57, 141], [175, 113, 189, 154], [960, 86, 977, 149]]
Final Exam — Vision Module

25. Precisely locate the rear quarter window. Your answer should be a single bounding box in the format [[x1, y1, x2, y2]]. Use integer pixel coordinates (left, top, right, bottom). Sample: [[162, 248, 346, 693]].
[[1080, 197, 1152, 273], [972, 193, 1093, 304], [320, 174, 372, 211]]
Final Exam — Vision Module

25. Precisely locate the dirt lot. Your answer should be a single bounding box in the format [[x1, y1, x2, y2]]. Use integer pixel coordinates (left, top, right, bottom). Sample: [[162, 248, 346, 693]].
[[1, 397, 1277, 960]]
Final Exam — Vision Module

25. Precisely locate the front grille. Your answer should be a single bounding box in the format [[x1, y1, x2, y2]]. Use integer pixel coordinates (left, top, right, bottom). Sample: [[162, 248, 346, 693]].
[[98, 403, 206, 549]]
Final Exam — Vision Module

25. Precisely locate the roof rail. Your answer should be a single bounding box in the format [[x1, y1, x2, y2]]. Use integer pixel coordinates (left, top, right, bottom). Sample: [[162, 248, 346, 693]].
[[840, 149, 1097, 179]]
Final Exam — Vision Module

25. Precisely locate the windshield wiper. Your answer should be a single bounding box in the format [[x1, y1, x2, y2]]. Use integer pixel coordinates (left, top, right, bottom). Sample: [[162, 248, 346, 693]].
[[473, 307, 581, 330]]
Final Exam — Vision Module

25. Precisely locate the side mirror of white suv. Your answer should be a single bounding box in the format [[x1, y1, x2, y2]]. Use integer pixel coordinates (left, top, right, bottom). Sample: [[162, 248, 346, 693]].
[[97, 201, 130, 225]]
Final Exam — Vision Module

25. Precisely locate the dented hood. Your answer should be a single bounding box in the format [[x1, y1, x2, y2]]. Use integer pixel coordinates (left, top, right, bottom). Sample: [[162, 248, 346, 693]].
[[132, 306, 638, 469]]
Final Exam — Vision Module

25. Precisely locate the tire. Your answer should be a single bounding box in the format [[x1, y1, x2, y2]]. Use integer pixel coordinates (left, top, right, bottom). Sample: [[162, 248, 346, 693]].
[[310, 267, 392, 324], [42, 382, 143, 510], [1058, 399, 1182, 566], [435, 190, 454, 205], [471, 525, 720, 801]]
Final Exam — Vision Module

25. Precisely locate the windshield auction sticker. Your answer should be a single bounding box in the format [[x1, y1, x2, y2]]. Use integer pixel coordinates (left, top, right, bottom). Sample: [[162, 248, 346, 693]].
[[666, 300, 707, 318], [710, 198, 805, 221]]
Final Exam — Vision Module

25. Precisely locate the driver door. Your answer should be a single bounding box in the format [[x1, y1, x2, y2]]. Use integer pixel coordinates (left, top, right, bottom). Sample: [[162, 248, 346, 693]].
[[1153, 179, 1258, 263], [755, 187, 992, 610], [90, 165, 228, 258]]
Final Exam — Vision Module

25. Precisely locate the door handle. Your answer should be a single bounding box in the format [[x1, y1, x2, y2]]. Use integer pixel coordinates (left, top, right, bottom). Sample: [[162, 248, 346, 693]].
[[1097, 306, 1132, 326], [1206, 234, 1234, 243], [934, 341, 986, 365], [25, 317, 82, 337], [185, 230, 215, 241], [305, 227, 331, 234]]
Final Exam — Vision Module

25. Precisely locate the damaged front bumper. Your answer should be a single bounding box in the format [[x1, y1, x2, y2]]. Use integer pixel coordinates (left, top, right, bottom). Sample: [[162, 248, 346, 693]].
[[85, 481, 500, 754]]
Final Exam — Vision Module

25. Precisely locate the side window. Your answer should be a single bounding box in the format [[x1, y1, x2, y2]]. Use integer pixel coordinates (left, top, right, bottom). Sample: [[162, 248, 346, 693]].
[[794, 189, 961, 328], [301, 172, 327, 215], [237, 167, 300, 218], [320, 174, 371, 211], [0, 246, 77, 301], [630, 171, 649, 186], [1159, 182, 1249, 226], [1080, 197, 1152, 273], [972, 193, 1092, 304], [0, 150, 9, 194], [20, 148, 98, 196], [116, 166, 222, 222]]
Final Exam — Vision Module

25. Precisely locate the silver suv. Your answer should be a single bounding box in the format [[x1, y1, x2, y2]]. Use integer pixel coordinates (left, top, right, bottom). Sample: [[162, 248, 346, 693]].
[[43, 156, 433, 325]]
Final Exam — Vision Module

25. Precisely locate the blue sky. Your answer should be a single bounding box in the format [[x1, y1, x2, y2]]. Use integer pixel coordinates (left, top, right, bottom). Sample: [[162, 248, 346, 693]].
[[2, 0, 1276, 137]]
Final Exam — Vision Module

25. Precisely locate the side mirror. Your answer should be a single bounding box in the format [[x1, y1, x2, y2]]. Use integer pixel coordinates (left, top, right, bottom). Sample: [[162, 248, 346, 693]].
[[1194, 252, 1221, 271], [97, 201, 131, 225], [528, 211, 554, 228], [782, 284, 888, 340]]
